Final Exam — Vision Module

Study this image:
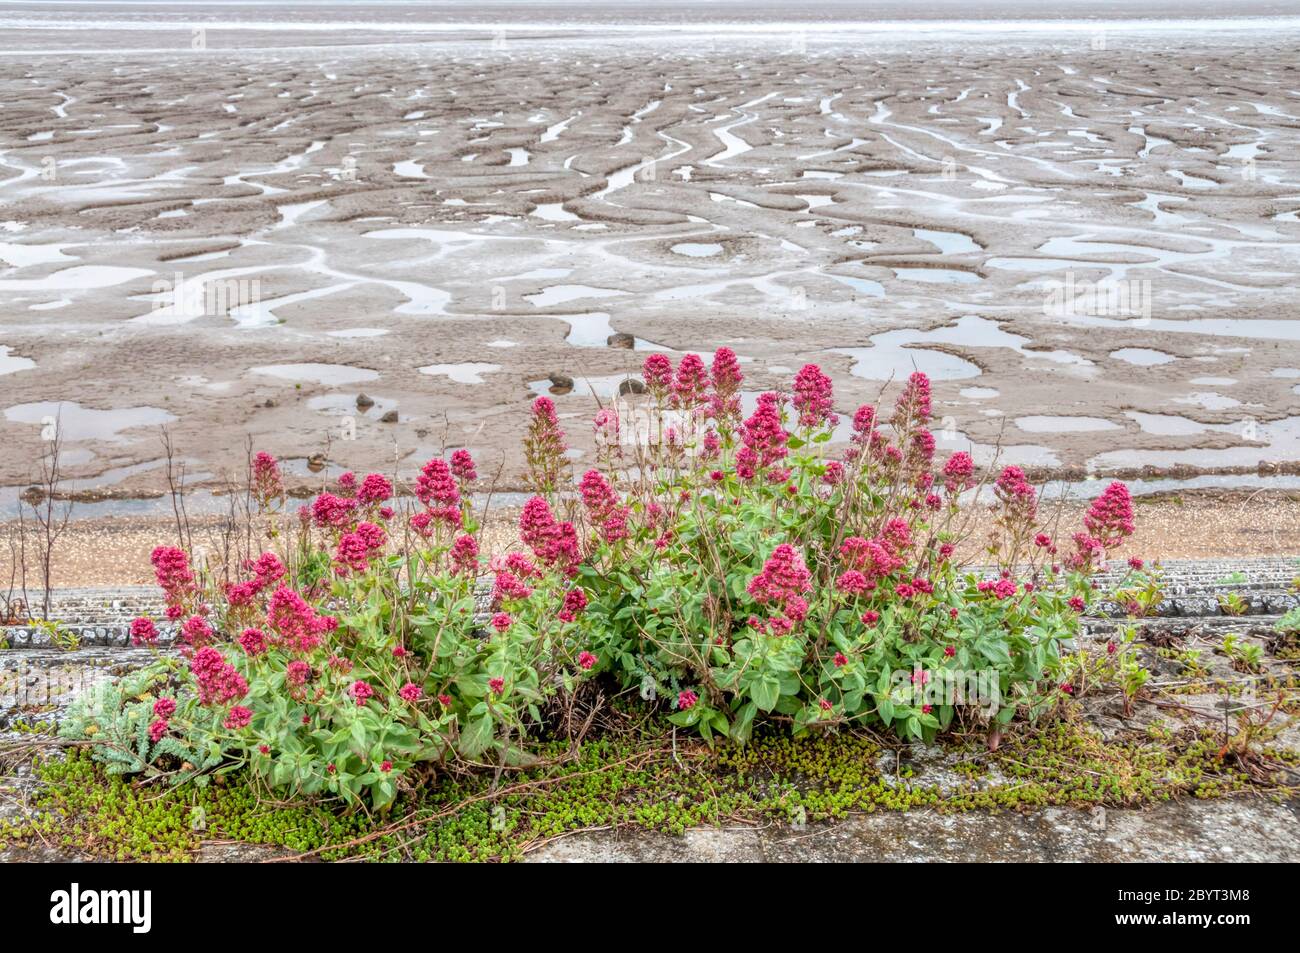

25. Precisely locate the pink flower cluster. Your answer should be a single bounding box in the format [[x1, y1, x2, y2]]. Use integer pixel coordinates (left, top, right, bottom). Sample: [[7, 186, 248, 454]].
[[238, 627, 267, 656], [524, 397, 568, 492], [519, 496, 580, 574], [251, 451, 284, 507], [1084, 481, 1135, 549], [450, 449, 477, 484], [1068, 532, 1106, 572], [671, 353, 710, 409], [942, 451, 975, 495], [747, 543, 813, 632], [450, 534, 480, 575], [839, 519, 913, 580], [994, 466, 1038, 522], [149, 696, 177, 743], [150, 546, 198, 620], [180, 614, 215, 649], [558, 586, 588, 623], [792, 364, 837, 429], [191, 647, 248, 706], [851, 404, 877, 447], [223, 706, 253, 730], [891, 371, 932, 428], [414, 457, 462, 529], [709, 347, 744, 429], [334, 521, 386, 575], [978, 577, 1019, 600], [737, 392, 789, 482], [643, 354, 674, 402], [493, 553, 537, 602], [266, 585, 337, 654], [225, 551, 287, 608], [312, 492, 358, 530], [579, 469, 630, 543], [129, 617, 158, 647], [357, 472, 393, 506]]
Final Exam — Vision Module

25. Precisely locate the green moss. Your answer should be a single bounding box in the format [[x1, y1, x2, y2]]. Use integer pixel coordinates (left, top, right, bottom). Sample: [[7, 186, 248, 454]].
[[0, 710, 1281, 863]]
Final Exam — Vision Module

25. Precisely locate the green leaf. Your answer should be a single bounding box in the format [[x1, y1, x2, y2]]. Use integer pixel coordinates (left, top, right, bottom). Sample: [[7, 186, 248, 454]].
[[750, 673, 781, 712], [977, 639, 1012, 666], [458, 714, 494, 757], [730, 702, 757, 744]]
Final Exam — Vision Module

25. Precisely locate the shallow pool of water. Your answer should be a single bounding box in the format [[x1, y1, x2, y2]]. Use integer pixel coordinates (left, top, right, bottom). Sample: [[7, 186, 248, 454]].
[[526, 284, 628, 307], [1173, 392, 1241, 411], [826, 273, 886, 298], [0, 240, 77, 268], [528, 373, 640, 400], [891, 267, 980, 284], [913, 228, 981, 254], [0, 345, 35, 376], [4, 401, 176, 442], [532, 203, 580, 222], [0, 265, 152, 292], [831, 314, 1091, 382], [1015, 415, 1122, 433], [307, 393, 398, 417], [250, 363, 379, 386], [671, 242, 723, 258], [418, 363, 500, 385], [1111, 347, 1175, 366]]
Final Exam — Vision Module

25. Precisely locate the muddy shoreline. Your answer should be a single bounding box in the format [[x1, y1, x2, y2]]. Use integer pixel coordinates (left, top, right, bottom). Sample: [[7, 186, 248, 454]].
[[3, 4, 1300, 504]]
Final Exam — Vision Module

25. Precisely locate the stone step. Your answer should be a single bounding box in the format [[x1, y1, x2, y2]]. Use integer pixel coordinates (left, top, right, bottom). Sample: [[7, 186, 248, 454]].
[[4, 558, 1297, 648], [0, 646, 162, 732], [1093, 592, 1298, 618], [2, 622, 180, 649]]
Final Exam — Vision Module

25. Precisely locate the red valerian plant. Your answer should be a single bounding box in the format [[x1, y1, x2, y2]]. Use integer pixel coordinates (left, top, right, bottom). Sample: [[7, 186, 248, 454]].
[[559, 356, 1143, 744], [84, 354, 1144, 807]]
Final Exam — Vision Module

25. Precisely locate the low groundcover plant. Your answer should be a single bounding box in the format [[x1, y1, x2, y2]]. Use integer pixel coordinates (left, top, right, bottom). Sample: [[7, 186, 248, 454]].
[[65, 352, 1145, 809]]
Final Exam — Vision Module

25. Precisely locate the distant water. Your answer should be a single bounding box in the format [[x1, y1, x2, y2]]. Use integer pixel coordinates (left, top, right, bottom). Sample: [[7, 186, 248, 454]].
[[2, 1, 1299, 56]]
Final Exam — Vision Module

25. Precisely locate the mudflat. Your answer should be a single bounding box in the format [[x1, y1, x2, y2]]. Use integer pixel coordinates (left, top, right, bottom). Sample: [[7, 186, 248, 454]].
[[2, 2, 1300, 502]]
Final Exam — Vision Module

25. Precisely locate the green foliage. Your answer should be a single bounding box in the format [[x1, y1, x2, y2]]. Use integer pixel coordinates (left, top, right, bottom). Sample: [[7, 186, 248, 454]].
[[31, 619, 80, 651], [1220, 634, 1264, 673], [1217, 592, 1248, 617], [1112, 564, 1165, 618], [57, 361, 1150, 807], [574, 413, 1134, 745], [1108, 627, 1150, 714], [2, 715, 1275, 863], [59, 661, 222, 783]]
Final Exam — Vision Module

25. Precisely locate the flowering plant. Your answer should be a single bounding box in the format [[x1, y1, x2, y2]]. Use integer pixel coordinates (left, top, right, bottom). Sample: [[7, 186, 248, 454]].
[[77, 355, 1143, 807], [103, 458, 590, 810], [551, 353, 1141, 743]]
